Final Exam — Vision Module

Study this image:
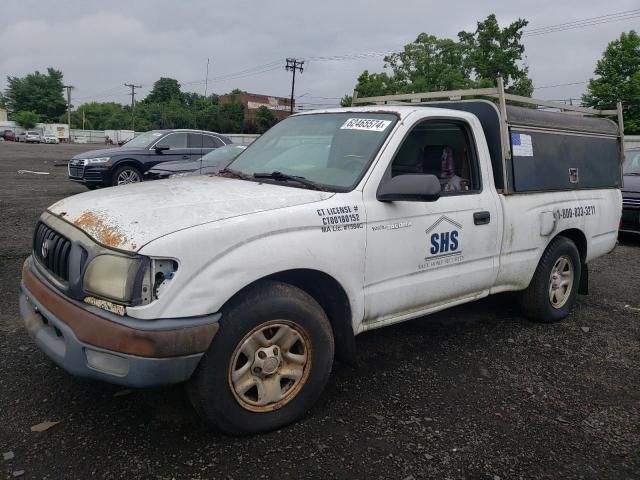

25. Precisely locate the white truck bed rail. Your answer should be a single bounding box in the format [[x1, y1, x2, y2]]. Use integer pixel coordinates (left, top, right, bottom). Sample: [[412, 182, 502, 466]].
[[351, 77, 625, 162]]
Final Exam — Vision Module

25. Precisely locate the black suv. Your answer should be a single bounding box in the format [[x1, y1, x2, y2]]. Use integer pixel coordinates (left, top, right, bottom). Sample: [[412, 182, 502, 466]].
[[68, 129, 232, 189], [621, 147, 640, 235]]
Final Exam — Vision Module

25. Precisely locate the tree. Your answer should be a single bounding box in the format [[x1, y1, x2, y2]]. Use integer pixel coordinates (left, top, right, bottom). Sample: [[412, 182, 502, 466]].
[[582, 30, 640, 134], [144, 77, 183, 104], [254, 106, 278, 133], [13, 111, 40, 129], [4, 68, 67, 121], [352, 70, 398, 98], [458, 14, 533, 96], [384, 34, 473, 93], [340, 94, 352, 107], [63, 102, 129, 130], [349, 15, 532, 99]]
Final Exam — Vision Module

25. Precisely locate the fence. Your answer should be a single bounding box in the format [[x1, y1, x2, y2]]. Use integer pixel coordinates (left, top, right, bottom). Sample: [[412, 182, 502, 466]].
[[69, 130, 260, 145], [626, 135, 640, 150]]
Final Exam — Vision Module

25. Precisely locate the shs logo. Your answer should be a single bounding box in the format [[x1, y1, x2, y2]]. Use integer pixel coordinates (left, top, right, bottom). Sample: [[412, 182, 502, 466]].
[[425, 216, 462, 258], [430, 230, 459, 255], [419, 216, 464, 270]]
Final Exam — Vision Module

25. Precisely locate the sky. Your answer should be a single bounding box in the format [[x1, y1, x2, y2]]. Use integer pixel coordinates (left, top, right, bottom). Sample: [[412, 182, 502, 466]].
[[1, 0, 638, 110]]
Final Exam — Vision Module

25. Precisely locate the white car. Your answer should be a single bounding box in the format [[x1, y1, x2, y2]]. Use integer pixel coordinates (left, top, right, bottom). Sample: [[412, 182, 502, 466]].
[[42, 135, 60, 144], [18, 131, 42, 143], [20, 85, 623, 435]]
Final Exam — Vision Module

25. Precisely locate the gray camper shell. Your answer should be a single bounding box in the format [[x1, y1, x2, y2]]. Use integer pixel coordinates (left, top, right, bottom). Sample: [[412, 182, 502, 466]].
[[352, 80, 624, 194]]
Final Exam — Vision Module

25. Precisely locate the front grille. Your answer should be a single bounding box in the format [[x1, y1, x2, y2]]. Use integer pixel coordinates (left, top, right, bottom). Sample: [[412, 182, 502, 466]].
[[621, 220, 640, 232], [84, 170, 103, 180], [33, 222, 72, 281], [68, 158, 87, 179], [622, 197, 640, 209]]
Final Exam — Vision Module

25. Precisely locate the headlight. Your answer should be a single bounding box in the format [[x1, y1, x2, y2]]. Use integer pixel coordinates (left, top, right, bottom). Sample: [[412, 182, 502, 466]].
[[86, 157, 111, 164], [83, 254, 142, 303], [82, 255, 178, 307]]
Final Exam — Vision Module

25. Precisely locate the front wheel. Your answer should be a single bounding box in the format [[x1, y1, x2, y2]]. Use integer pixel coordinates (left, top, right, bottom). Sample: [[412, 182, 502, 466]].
[[519, 236, 581, 323], [187, 281, 334, 435], [112, 165, 142, 186]]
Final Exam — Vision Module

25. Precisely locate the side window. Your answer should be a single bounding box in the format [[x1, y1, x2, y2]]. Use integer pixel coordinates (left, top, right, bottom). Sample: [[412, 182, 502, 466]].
[[188, 133, 213, 148], [161, 133, 187, 149], [210, 136, 225, 147], [390, 120, 480, 195]]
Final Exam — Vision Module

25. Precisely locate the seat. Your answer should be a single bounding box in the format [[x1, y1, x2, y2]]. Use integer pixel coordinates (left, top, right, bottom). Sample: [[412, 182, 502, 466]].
[[422, 145, 447, 176]]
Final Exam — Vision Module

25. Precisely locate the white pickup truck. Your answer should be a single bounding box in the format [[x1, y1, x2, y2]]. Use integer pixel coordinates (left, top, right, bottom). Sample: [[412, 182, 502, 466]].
[[20, 84, 624, 434]]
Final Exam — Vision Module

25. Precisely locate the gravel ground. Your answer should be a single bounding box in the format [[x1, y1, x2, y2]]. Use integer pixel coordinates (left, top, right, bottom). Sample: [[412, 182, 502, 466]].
[[1, 141, 639, 480]]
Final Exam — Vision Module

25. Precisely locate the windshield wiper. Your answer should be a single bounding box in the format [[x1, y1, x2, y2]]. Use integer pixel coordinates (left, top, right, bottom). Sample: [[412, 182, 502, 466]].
[[253, 171, 327, 191], [217, 167, 254, 180]]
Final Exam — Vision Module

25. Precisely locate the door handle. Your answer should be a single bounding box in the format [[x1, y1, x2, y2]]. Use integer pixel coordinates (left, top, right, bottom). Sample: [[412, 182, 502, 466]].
[[182, 155, 190, 159], [474, 211, 491, 225]]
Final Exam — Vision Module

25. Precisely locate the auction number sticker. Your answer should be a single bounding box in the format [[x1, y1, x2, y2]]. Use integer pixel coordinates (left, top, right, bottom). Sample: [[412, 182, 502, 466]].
[[340, 118, 392, 132], [555, 204, 596, 220]]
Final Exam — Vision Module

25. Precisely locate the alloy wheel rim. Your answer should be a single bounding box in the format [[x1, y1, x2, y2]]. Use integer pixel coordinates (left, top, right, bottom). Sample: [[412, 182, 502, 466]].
[[228, 320, 311, 412], [117, 169, 140, 185], [548, 255, 574, 309]]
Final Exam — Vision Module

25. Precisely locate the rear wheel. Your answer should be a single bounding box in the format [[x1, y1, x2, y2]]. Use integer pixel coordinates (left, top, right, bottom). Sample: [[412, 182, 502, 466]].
[[187, 281, 334, 435], [519, 236, 581, 323], [112, 165, 142, 186]]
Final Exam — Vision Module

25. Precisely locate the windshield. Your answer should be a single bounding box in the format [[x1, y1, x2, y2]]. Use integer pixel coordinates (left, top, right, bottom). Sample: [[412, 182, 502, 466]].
[[121, 131, 164, 149], [623, 150, 640, 175], [227, 113, 398, 190], [201, 144, 246, 162]]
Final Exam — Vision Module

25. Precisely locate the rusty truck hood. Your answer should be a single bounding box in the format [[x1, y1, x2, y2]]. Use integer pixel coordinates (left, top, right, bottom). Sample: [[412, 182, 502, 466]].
[[48, 176, 333, 251]]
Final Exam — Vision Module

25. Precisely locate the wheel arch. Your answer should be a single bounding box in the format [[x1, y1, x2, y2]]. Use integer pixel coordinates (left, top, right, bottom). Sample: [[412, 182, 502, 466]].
[[221, 268, 356, 364], [551, 228, 588, 294], [110, 159, 145, 183], [112, 158, 144, 171], [555, 228, 587, 263]]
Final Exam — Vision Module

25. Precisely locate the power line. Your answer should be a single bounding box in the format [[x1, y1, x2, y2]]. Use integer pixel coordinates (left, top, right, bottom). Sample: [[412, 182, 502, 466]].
[[534, 80, 588, 90], [523, 9, 640, 37], [180, 61, 282, 87], [524, 9, 640, 34]]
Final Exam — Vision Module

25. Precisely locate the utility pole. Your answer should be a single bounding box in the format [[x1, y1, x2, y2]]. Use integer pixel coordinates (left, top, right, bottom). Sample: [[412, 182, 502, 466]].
[[64, 85, 73, 143], [285, 58, 304, 114], [204, 57, 211, 98], [124, 83, 142, 131]]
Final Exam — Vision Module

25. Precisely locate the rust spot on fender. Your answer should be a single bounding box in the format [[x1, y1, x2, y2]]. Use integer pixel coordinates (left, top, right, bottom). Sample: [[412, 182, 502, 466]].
[[73, 211, 129, 249]]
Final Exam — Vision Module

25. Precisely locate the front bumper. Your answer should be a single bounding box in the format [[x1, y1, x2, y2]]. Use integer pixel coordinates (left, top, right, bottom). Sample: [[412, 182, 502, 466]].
[[68, 164, 111, 186], [20, 260, 220, 387], [620, 205, 640, 234]]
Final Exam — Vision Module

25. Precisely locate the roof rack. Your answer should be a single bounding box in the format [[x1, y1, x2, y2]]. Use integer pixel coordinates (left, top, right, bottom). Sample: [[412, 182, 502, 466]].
[[351, 77, 625, 157]]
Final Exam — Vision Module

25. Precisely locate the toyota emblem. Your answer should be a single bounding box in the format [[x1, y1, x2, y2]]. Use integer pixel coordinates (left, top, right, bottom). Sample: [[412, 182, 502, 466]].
[[41, 239, 50, 259]]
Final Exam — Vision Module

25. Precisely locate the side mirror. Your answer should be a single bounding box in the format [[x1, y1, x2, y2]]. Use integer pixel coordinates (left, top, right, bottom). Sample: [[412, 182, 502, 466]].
[[377, 174, 441, 202], [155, 144, 170, 152]]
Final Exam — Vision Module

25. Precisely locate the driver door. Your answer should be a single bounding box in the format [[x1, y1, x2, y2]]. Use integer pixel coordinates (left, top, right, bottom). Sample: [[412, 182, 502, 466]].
[[151, 132, 192, 166], [362, 114, 500, 327]]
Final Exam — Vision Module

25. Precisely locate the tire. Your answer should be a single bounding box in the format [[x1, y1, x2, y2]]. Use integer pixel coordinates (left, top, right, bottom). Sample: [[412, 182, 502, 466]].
[[112, 165, 142, 186], [187, 280, 335, 435], [519, 236, 581, 323]]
